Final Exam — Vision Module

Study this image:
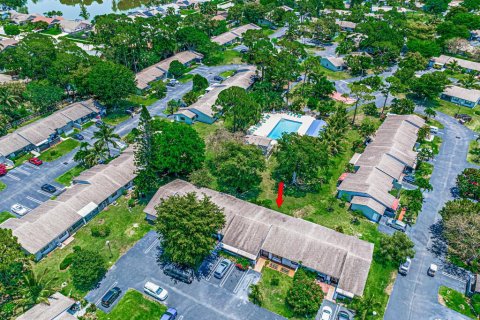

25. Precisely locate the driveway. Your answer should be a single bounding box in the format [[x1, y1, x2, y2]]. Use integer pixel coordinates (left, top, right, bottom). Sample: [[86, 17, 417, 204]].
[[384, 110, 478, 320], [1, 64, 247, 215], [85, 231, 285, 320]]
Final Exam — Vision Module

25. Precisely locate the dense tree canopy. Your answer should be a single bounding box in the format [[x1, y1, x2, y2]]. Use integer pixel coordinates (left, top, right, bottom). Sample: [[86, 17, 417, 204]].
[[457, 168, 480, 201], [209, 141, 265, 197], [286, 269, 324, 317], [70, 249, 106, 291], [155, 192, 225, 268], [378, 232, 415, 265]]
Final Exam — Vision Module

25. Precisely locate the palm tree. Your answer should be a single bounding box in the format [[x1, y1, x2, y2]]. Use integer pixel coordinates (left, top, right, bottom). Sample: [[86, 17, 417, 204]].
[[93, 124, 121, 158], [459, 74, 478, 89], [85, 142, 108, 167], [18, 269, 58, 312], [0, 86, 20, 108], [352, 295, 383, 320]]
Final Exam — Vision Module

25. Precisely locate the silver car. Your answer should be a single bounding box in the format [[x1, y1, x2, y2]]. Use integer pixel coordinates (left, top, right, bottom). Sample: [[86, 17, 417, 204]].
[[11, 203, 28, 216], [214, 258, 232, 279]]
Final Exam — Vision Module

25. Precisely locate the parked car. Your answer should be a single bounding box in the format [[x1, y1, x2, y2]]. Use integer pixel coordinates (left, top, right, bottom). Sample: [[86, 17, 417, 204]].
[[160, 307, 178, 320], [213, 75, 224, 82], [320, 306, 332, 320], [101, 287, 121, 308], [144, 281, 168, 301], [450, 187, 460, 199], [0, 164, 7, 176], [163, 264, 194, 284], [41, 184, 57, 193], [11, 203, 28, 216], [337, 311, 351, 320], [427, 263, 438, 277], [95, 121, 105, 128], [386, 218, 407, 232], [73, 133, 84, 140], [399, 257, 412, 276], [29, 157, 43, 166], [214, 258, 233, 279], [240, 48, 249, 54]]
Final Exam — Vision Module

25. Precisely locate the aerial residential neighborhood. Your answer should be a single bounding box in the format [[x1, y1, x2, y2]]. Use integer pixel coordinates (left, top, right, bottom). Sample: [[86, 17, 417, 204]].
[[0, 0, 480, 319]]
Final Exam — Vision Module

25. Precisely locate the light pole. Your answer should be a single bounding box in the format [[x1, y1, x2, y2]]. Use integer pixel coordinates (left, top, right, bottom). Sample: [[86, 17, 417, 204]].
[[106, 240, 112, 258]]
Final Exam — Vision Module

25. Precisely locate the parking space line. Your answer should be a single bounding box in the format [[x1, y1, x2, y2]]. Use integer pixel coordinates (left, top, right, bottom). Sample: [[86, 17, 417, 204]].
[[36, 190, 53, 197], [26, 196, 43, 205], [206, 258, 222, 281], [441, 271, 466, 283], [219, 264, 235, 288], [144, 239, 159, 254], [15, 167, 31, 175], [232, 270, 249, 294], [6, 174, 20, 181], [95, 281, 118, 306]]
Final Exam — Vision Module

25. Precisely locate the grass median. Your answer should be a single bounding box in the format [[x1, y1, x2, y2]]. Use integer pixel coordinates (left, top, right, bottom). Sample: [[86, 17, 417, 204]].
[[38, 139, 80, 162]]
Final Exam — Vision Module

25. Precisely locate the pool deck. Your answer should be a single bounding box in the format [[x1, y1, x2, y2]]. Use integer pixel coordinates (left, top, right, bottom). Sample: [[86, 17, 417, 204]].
[[251, 113, 316, 139]]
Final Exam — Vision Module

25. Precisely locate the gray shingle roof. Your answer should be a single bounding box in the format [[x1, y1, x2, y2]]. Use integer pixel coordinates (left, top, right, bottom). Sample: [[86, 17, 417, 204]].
[[443, 85, 480, 103], [144, 179, 374, 297], [17, 292, 74, 320]]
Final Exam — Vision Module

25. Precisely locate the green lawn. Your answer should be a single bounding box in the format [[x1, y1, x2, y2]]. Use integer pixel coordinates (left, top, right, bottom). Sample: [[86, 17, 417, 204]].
[[439, 286, 477, 319], [433, 99, 480, 132], [0, 181, 6, 192], [178, 73, 194, 83], [420, 136, 442, 155], [128, 94, 158, 107], [425, 117, 444, 129], [33, 196, 153, 299], [103, 111, 131, 126], [38, 139, 80, 162], [192, 121, 222, 140], [213, 50, 243, 65], [96, 290, 167, 320], [55, 165, 86, 186], [219, 70, 236, 78], [319, 66, 352, 81], [40, 27, 62, 35], [13, 152, 32, 167], [82, 121, 95, 130], [467, 140, 480, 165], [180, 9, 196, 15], [0, 211, 14, 223], [256, 267, 297, 319]]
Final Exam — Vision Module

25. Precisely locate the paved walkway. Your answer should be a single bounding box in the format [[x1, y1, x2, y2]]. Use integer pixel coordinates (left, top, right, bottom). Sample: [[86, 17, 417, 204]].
[[384, 110, 478, 320]]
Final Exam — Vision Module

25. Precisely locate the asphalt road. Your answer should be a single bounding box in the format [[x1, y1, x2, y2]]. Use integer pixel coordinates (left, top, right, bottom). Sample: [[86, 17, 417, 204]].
[[86, 231, 285, 320], [384, 110, 479, 320], [0, 64, 247, 214]]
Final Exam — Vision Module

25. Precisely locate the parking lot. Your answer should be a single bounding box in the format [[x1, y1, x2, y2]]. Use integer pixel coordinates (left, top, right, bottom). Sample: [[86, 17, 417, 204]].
[[86, 231, 284, 320], [0, 158, 71, 215]]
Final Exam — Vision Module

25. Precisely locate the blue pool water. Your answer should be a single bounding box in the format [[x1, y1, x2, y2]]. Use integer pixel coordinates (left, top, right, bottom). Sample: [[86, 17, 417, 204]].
[[267, 119, 302, 140]]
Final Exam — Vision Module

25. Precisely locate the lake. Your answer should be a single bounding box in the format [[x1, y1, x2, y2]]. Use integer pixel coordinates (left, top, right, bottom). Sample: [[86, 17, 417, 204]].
[[26, 0, 151, 20]]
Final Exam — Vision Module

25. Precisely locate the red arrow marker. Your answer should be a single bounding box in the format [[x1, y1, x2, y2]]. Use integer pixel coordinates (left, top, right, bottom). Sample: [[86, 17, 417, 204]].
[[276, 181, 284, 208]]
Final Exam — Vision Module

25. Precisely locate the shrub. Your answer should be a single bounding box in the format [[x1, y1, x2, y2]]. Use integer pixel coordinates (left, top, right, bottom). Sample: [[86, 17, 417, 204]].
[[128, 199, 136, 207], [270, 277, 280, 286], [249, 284, 264, 306], [60, 253, 76, 270], [70, 249, 107, 291], [91, 225, 111, 238]]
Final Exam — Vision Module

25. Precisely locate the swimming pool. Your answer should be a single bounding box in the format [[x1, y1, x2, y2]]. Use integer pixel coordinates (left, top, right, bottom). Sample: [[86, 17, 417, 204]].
[[267, 118, 302, 140]]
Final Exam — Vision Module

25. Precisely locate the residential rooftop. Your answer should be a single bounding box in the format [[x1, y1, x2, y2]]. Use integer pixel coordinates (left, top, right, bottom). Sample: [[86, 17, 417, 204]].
[[443, 85, 480, 103], [144, 179, 374, 297]]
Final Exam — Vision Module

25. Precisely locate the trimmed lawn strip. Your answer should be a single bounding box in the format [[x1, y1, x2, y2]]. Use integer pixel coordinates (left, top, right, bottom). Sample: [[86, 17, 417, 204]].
[[467, 140, 480, 165], [38, 139, 80, 162], [96, 289, 167, 320], [178, 73, 194, 83], [0, 211, 14, 223], [0, 181, 6, 192], [219, 70, 236, 78], [439, 286, 476, 319], [55, 165, 86, 186], [32, 197, 153, 299], [192, 121, 222, 140]]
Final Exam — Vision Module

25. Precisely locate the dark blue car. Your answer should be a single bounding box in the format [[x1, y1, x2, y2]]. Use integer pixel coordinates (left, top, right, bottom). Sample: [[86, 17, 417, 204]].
[[161, 307, 177, 320]]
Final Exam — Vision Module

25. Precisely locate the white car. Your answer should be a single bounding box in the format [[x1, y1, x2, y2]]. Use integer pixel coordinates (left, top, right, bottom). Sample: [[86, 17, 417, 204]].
[[11, 203, 28, 216], [144, 281, 168, 301], [321, 306, 332, 320]]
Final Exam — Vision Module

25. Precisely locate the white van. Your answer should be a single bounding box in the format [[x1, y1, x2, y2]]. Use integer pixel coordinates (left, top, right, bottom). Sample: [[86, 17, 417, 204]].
[[430, 126, 438, 134], [144, 281, 168, 301]]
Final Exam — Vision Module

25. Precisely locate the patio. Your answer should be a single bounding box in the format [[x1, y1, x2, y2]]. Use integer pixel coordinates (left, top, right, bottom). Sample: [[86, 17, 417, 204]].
[[249, 112, 317, 138]]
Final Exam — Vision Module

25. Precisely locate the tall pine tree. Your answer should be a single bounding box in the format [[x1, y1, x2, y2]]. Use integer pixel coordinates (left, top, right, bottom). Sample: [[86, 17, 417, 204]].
[[134, 106, 158, 195]]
